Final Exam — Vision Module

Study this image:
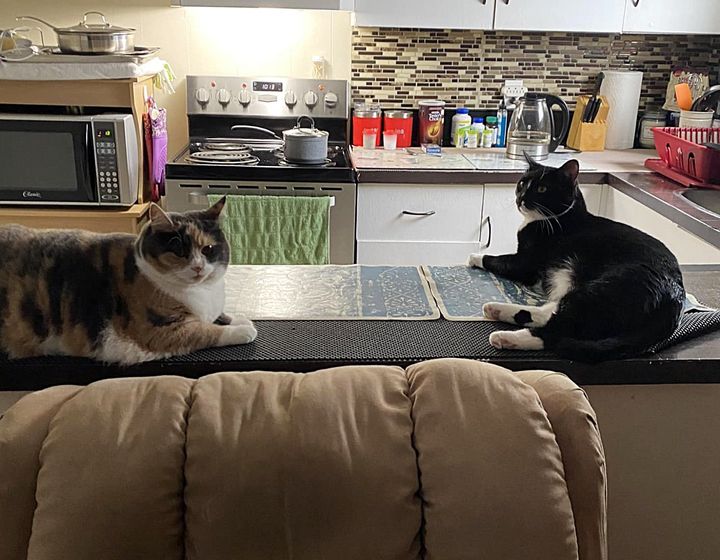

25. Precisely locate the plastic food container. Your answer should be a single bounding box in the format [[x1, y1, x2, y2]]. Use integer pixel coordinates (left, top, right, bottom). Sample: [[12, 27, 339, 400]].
[[638, 111, 666, 149], [352, 103, 381, 147], [383, 110, 413, 148], [418, 100, 445, 146]]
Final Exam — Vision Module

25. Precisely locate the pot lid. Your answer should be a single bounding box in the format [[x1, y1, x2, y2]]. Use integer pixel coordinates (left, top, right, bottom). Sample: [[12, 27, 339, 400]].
[[284, 116, 328, 138], [62, 12, 134, 34]]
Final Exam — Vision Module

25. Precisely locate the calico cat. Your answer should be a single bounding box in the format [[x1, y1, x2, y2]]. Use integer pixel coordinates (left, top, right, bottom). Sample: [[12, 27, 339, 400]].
[[468, 155, 685, 362], [0, 197, 256, 365]]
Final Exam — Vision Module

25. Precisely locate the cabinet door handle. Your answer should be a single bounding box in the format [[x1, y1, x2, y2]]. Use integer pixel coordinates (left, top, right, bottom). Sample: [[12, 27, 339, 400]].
[[502, 0, 510, 4], [479, 0, 486, 4], [401, 210, 436, 216], [480, 215, 493, 249], [632, 0, 640, 5]]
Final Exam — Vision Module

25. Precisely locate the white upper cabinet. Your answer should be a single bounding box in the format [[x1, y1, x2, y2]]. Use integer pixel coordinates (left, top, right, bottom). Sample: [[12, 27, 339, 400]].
[[171, 0, 354, 9], [493, 0, 626, 33], [622, 0, 720, 34], [354, 0, 495, 30]]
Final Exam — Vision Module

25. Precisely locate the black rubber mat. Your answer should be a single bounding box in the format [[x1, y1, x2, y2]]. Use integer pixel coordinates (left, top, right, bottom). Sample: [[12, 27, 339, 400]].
[[1, 310, 719, 390]]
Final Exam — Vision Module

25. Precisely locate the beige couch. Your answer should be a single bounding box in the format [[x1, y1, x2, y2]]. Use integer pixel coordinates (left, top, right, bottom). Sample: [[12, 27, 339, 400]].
[[0, 359, 606, 560]]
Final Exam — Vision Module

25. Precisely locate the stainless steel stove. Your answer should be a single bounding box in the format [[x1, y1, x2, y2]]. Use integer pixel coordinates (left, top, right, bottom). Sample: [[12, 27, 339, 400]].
[[165, 76, 356, 264]]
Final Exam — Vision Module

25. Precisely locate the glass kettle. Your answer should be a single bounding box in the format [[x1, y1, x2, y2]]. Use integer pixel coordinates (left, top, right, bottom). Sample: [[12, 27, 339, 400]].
[[506, 93, 569, 160]]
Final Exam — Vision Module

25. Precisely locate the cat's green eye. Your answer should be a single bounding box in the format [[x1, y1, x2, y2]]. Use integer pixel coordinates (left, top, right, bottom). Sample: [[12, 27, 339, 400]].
[[537, 185, 547, 193]]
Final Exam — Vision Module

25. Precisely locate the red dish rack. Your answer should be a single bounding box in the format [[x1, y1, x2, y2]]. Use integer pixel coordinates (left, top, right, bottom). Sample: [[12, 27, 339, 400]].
[[645, 127, 720, 189]]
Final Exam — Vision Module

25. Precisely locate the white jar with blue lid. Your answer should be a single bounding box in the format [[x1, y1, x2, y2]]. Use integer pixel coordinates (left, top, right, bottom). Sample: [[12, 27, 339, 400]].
[[451, 108, 472, 146]]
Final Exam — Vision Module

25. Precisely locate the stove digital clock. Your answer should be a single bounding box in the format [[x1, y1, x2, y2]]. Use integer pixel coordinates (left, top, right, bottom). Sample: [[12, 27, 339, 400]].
[[252, 81, 283, 93]]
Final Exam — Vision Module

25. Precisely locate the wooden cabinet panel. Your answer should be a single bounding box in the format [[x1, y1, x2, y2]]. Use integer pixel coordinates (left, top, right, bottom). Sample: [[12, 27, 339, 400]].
[[354, 0, 495, 29], [357, 184, 484, 242], [623, 0, 720, 34]]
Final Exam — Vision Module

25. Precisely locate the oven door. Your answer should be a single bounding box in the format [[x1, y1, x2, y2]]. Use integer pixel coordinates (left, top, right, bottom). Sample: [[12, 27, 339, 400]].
[[0, 119, 97, 204]]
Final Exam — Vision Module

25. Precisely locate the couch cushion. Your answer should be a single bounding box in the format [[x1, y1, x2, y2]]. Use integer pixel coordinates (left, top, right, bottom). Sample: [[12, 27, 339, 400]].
[[184, 366, 422, 560], [26, 376, 193, 560], [407, 358, 579, 560]]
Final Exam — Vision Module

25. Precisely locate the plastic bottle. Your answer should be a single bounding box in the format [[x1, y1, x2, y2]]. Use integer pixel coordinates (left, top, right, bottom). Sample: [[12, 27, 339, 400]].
[[496, 99, 508, 148], [465, 126, 479, 148], [482, 126, 494, 148], [451, 108, 472, 146], [471, 117, 485, 137], [486, 116, 498, 147]]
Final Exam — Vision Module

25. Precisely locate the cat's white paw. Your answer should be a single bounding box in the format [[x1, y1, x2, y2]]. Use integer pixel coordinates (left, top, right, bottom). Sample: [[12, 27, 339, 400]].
[[219, 324, 257, 346], [489, 331, 518, 349], [483, 302, 504, 321], [467, 252, 485, 269], [230, 314, 254, 327]]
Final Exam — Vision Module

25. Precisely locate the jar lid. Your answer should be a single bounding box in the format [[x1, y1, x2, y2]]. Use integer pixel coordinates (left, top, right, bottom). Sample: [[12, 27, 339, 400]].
[[486, 116, 497, 124], [355, 109, 381, 118], [419, 100, 445, 107], [456, 108, 469, 114], [384, 110, 413, 119], [473, 117, 484, 123], [642, 110, 667, 119]]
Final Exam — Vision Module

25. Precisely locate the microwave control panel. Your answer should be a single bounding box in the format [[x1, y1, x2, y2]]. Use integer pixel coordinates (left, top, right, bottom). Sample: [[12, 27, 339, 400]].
[[93, 123, 120, 202]]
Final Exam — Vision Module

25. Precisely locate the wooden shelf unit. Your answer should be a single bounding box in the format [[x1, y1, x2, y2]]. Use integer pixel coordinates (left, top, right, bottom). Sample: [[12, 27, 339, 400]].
[[0, 76, 155, 233]]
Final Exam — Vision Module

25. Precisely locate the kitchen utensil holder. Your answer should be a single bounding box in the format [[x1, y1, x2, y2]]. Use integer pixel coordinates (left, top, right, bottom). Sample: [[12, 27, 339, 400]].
[[566, 95, 609, 152]]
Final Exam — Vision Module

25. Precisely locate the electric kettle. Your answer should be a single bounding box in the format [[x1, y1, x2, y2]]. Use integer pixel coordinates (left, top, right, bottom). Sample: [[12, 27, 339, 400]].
[[506, 93, 570, 160]]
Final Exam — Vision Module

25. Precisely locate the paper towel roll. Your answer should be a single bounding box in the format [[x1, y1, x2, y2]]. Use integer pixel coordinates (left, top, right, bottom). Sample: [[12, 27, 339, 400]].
[[599, 70, 643, 150]]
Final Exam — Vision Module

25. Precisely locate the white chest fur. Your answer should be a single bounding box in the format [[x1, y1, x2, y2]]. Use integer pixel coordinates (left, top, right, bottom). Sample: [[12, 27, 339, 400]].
[[178, 279, 226, 323]]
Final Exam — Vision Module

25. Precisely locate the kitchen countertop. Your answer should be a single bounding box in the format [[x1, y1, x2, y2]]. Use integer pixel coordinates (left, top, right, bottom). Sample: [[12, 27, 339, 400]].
[[0, 265, 717, 390], [352, 147, 720, 250]]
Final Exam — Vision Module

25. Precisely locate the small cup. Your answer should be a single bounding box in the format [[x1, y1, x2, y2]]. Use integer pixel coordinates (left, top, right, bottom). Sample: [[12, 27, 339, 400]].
[[383, 130, 398, 150], [362, 128, 378, 149], [679, 110, 714, 129]]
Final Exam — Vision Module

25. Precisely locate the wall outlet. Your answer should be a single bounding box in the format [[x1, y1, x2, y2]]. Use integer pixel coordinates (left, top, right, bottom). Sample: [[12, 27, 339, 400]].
[[501, 80, 527, 109]]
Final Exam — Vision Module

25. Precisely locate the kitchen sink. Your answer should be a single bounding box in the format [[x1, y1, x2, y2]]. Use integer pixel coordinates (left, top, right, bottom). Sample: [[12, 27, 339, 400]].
[[681, 189, 720, 218]]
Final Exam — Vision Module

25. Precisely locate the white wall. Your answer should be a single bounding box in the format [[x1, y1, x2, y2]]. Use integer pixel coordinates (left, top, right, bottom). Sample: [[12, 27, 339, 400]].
[[0, 1, 353, 153]]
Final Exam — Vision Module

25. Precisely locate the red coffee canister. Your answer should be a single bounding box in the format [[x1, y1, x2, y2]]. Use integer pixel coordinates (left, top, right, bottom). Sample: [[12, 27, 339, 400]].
[[352, 103, 381, 147], [383, 110, 414, 148]]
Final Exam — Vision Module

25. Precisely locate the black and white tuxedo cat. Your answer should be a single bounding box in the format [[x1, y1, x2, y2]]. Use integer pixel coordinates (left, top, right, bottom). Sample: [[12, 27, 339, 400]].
[[469, 155, 685, 362]]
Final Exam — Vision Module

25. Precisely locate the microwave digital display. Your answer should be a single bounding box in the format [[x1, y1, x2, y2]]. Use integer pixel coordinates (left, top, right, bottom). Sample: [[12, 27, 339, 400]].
[[96, 128, 114, 139], [0, 131, 78, 191], [253, 81, 283, 92]]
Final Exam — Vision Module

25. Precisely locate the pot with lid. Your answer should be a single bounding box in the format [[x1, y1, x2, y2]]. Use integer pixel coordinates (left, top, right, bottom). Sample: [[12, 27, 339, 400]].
[[16, 12, 135, 55], [283, 115, 329, 164]]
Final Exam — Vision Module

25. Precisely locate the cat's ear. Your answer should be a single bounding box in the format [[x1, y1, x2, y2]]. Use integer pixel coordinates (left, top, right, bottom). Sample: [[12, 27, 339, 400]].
[[559, 159, 580, 183], [523, 151, 542, 169], [204, 196, 227, 221], [148, 203, 174, 231]]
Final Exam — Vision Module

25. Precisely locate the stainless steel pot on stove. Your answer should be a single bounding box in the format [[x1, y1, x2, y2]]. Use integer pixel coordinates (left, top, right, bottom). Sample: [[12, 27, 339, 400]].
[[283, 116, 329, 164], [16, 12, 135, 55]]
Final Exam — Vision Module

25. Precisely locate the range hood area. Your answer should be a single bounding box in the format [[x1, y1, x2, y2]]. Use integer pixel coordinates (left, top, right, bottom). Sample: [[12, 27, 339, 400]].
[[172, 0, 353, 9]]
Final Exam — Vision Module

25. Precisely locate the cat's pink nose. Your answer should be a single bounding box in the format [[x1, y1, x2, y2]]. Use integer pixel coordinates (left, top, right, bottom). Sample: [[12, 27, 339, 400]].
[[191, 265, 203, 273]]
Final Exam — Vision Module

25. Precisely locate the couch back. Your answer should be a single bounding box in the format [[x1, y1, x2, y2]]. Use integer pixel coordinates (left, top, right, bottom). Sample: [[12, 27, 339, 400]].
[[0, 359, 606, 560]]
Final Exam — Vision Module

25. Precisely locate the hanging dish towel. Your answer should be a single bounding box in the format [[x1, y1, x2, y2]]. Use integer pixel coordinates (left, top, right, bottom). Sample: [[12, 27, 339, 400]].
[[209, 195, 331, 265], [150, 101, 168, 198]]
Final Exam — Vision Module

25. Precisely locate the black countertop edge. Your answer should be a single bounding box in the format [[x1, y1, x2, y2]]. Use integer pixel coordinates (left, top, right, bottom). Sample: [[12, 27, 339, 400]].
[[1, 353, 719, 391], [608, 173, 720, 249]]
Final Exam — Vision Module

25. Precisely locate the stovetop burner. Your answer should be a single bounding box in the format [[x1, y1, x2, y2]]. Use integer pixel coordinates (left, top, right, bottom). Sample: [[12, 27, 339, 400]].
[[201, 142, 251, 152], [185, 150, 260, 166]]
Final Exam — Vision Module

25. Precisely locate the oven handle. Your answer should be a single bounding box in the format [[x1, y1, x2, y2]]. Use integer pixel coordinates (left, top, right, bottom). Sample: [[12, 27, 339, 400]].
[[188, 191, 335, 207]]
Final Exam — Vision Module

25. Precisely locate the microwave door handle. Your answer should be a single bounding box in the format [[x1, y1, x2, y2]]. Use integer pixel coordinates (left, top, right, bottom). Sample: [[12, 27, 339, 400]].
[[83, 122, 98, 203]]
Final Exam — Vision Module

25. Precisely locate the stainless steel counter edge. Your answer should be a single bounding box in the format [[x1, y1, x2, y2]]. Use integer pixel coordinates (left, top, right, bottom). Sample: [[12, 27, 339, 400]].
[[357, 168, 720, 250]]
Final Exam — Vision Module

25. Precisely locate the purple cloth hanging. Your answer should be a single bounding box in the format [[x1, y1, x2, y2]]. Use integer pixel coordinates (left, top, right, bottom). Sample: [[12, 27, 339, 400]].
[[151, 107, 168, 197]]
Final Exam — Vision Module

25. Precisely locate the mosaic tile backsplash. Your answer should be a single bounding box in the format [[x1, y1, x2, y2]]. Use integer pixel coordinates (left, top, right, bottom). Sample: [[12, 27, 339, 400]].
[[352, 28, 720, 112]]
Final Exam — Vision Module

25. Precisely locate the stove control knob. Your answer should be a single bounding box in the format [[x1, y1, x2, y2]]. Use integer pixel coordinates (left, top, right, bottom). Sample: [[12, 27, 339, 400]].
[[195, 87, 210, 105], [324, 92, 338, 108], [238, 89, 252, 106], [303, 90, 319, 108], [284, 90, 298, 107], [217, 88, 231, 106]]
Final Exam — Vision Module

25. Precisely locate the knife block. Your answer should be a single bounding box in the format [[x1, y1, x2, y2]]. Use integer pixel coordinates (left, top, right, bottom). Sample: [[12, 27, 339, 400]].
[[567, 95, 609, 152]]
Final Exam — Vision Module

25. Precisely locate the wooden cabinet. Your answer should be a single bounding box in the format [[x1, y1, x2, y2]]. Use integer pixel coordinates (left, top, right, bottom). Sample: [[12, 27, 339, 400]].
[[622, 0, 720, 34], [354, 0, 495, 30], [600, 188, 720, 265], [356, 183, 484, 265], [480, 183, 603, 256], [0, 204, 150, 235], [494, 0, 625, 33]]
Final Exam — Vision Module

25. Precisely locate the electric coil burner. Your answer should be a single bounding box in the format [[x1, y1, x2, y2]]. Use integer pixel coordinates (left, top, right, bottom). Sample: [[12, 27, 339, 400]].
[[165, 76, 356, 264]]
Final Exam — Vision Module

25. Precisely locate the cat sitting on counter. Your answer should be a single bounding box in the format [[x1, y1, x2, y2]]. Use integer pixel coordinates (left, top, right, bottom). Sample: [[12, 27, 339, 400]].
[[469, 155, 685, 362], [0, 196, 256, 365]]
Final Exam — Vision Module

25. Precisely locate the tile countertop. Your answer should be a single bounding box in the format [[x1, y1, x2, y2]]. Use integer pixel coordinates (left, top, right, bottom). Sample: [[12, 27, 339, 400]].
[[351, 146, 658, 175]]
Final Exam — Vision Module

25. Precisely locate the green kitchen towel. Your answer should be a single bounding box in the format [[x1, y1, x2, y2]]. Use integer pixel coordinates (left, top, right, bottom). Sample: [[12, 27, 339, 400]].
[[209, 195, 331, 265]]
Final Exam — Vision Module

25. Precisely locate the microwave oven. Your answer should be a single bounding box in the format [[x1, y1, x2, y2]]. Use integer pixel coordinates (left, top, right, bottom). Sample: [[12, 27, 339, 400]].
[[0, 113, 138, 207]]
